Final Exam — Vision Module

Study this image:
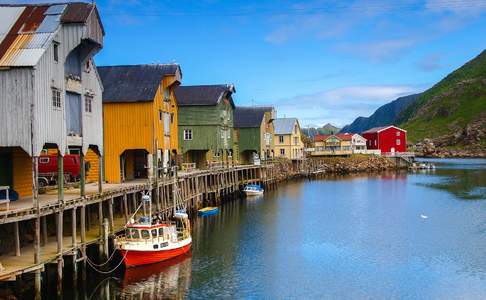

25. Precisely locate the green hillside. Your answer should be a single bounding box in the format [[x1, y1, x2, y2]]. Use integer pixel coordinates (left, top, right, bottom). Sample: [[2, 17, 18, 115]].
[[400, 50, 486, 146]]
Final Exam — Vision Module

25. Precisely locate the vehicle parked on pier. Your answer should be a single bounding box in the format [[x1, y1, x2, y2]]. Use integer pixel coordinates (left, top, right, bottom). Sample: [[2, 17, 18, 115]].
[[38, 154, 87, 186]]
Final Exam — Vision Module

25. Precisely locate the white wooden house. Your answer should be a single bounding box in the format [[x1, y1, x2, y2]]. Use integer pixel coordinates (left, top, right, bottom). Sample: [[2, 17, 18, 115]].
[[0, 3, 104, 198]]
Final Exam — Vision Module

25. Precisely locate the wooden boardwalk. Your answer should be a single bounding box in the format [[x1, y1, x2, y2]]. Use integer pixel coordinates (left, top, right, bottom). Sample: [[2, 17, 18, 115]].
[[0, 164, 276, 282]]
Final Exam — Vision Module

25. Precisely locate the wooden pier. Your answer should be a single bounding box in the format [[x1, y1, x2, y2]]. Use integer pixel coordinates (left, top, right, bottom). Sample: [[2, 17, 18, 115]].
[[0, 164, 277, 290]]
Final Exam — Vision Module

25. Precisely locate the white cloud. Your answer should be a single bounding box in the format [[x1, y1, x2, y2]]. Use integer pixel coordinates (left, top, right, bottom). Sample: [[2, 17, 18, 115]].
[[335, 39, 416, 63], [274, 84, 423, 126]]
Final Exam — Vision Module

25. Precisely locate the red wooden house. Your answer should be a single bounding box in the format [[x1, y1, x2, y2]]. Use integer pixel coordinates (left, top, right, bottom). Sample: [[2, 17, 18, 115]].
[[361, 126, 407, 153]]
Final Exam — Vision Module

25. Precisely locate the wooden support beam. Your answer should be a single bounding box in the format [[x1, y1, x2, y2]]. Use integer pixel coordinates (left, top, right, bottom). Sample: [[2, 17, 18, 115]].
[[108, 197, 114, 233], [98, 155, 103, 194], [123, 193, 128, 223], [71, 208, 77, 247], [42, 216, 48, 246], [80, 205, 86, 256], [14, 221, 20, 256], [80, 151, 85, 198], [58, 151, 64, 204]]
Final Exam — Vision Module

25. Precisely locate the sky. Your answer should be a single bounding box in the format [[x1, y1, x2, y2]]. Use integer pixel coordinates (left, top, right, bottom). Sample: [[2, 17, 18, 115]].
[[5, 0, 486, 127]]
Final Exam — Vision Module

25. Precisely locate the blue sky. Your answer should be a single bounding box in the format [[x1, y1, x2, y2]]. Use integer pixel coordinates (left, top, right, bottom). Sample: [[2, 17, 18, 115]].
[[7, 0, 486, 127]]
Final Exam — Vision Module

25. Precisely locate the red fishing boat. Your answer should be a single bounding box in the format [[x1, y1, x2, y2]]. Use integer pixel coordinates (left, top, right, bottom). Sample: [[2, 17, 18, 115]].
[[117, 212, 191, 267], [116, 171, 192, 267]]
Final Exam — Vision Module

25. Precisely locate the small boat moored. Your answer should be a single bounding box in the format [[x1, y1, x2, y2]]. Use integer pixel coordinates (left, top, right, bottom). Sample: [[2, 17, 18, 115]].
[[198, 207, 219, 216], [243, 184, 264, 196]]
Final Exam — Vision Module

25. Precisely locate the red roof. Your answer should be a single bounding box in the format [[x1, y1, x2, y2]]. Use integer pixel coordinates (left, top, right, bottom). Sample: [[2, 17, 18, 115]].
[[362, 125, 406, 134], [314, 133, 352, 142]]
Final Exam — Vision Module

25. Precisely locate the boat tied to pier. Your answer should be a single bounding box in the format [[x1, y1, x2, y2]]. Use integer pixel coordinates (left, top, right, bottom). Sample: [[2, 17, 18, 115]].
[[116, 170, 192, 267], [243, 184, 264, 196]]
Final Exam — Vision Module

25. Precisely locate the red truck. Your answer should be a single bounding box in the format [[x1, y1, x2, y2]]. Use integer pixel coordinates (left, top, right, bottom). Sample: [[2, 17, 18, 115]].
[[38, 154, 89, 187]]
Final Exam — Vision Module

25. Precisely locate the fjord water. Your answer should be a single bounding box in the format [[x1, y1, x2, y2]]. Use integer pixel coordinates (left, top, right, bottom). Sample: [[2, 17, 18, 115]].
[[69, 159, 486, 299]]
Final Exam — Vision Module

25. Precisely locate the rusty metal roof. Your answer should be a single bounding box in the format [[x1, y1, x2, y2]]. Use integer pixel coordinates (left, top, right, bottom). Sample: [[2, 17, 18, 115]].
[[0, 2, 97, 67]]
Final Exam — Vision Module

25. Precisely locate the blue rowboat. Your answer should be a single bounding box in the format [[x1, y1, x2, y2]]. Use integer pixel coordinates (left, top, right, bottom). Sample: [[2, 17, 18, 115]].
[[198, 207, 219, 216]]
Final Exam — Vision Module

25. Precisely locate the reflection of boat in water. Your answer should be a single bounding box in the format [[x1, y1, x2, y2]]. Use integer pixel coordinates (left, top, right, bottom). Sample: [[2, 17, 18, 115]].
[[243, 184, 264, 196], [121, 252, 192, 299], [410, 162, 436, 170], [198, 206, 219, 216]]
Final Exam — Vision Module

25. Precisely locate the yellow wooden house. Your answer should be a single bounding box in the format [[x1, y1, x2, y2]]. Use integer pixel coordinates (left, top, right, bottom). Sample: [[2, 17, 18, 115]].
[[99, 64, 182, 183], [273, 118, 305, 160]]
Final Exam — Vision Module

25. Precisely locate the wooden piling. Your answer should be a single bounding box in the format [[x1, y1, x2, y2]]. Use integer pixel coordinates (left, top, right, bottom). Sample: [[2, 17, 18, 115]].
[[14, 221, 20, 256]]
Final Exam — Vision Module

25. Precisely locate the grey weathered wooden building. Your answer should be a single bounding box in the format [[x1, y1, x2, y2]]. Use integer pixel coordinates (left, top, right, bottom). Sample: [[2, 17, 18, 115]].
[[0, 3, 104, 198]]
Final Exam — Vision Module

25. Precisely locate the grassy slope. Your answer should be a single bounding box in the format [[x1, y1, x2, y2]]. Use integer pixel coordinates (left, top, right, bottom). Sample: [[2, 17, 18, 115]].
[[400, 50, 486, 143]]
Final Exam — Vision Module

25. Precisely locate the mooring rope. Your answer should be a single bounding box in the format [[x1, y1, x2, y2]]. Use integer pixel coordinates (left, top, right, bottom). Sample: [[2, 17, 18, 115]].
[[83, 246, 118, 267], [85, 249, 128, 274]]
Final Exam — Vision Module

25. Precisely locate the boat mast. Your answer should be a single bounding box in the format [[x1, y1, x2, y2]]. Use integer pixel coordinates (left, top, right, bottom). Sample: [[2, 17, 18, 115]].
[[173, 166, 177, 216]]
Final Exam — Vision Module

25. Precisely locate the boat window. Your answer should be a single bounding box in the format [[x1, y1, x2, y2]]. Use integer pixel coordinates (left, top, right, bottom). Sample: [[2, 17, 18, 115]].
[[159, 228, 164, 236], [130, 229, 140, 239], [125, 229, 131, 238], [141, 230, 150, 239], [153, 244, 159, 249], [151, 229, 158, 237]]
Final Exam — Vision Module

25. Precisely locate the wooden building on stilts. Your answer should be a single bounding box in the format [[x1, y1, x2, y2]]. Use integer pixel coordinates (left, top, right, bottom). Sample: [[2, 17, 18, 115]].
[[0, 2, 105, 293], [98, 64, 182, 183]]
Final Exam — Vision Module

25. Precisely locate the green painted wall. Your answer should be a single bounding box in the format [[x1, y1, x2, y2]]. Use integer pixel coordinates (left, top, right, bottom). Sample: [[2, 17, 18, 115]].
[[236, 127, 260, 152], [178, 101, 234, 157]]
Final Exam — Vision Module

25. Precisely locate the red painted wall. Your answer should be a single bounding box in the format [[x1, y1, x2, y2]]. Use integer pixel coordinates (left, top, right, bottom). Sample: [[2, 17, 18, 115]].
[[362, 127, 407, 152]]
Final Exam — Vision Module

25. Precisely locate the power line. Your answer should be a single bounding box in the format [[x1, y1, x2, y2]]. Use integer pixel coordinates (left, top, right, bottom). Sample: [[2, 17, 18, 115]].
[[100, 0, 486, 17]]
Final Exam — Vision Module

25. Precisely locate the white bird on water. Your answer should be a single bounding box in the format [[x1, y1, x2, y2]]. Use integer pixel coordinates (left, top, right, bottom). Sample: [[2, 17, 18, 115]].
[[420, 214, 429, 219]]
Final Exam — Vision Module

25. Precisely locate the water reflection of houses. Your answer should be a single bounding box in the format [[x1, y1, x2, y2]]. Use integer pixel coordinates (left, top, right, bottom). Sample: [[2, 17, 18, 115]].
[[120, 253, 192, 300]]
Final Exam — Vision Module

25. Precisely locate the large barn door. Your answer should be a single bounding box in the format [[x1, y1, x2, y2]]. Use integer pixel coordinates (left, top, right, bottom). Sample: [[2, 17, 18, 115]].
[[66, 92, 82, 136]]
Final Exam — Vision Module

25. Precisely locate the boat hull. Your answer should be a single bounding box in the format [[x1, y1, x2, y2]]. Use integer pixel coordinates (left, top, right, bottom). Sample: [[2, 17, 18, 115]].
[[198, 207, 219, 216], [120, 243, 192, 267], [244, 190, 264, 196]]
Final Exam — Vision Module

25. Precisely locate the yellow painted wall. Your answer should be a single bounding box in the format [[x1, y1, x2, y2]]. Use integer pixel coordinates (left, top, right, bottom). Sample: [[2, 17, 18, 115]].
[[103, 75, 179, 183], [85, 148, 99, 182], [103, 102, 153, 183], [12, 148, 32, 198], [274, 121, 304, 159]]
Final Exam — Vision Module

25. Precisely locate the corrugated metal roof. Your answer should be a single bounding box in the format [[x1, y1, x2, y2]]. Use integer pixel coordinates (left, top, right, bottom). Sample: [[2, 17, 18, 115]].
[[362, 125, 406, 134], [274, 118, 299, 135], [0, 3, 99, 67], [175, 84, 236, 107], [99, 64, 182, 103]]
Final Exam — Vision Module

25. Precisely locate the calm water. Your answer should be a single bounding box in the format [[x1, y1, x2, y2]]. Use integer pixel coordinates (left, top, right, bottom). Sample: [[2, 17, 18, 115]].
[[22, 159, 486, 299]]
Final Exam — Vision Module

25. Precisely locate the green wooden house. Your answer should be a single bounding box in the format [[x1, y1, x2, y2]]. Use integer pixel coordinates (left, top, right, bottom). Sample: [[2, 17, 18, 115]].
[[233, 106, 275, 164], [175, 84, 236, 168]]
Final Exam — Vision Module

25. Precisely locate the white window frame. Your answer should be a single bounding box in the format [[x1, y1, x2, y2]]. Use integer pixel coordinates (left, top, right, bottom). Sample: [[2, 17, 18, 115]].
[[85, 94, 93, 113], [396, 131, 401, 136], [183, 129, 193, 140], [280, 148, 285, 156], [52, 88, 61, 108], [396, 139, 401, 145], [279, 136, 284, 144]]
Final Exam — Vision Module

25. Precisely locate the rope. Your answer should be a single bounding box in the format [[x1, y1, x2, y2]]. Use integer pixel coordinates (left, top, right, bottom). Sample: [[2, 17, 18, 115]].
[[84, 246, 118, 267], [85, 249, 128, 274]]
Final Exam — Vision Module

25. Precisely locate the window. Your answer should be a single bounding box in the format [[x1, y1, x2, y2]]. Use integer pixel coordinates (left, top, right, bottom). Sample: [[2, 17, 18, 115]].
[[280, 148, 285, 156], [170, 113, 174, 124], [53, 42, 59, 62], [164, 112, 170, 136], [164, 88, 170, 102], [85, 59, 91, 72], [39, 157, 50, 164], [158, 228, 164, 236], [52, 88, 61, 108], [141, 230, 150, 239], [279, 136, 284, 144], [184, 129, 193, 140], [294, 137, 298, 145], [151, 229, 158, 237], [396, 131, 401, 136], [396, 139, 401, 145], [159, 110, 163, 122], [85, 95, 93, 113], [374, 140, 377, 146], [130, 229, 140, 239]]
